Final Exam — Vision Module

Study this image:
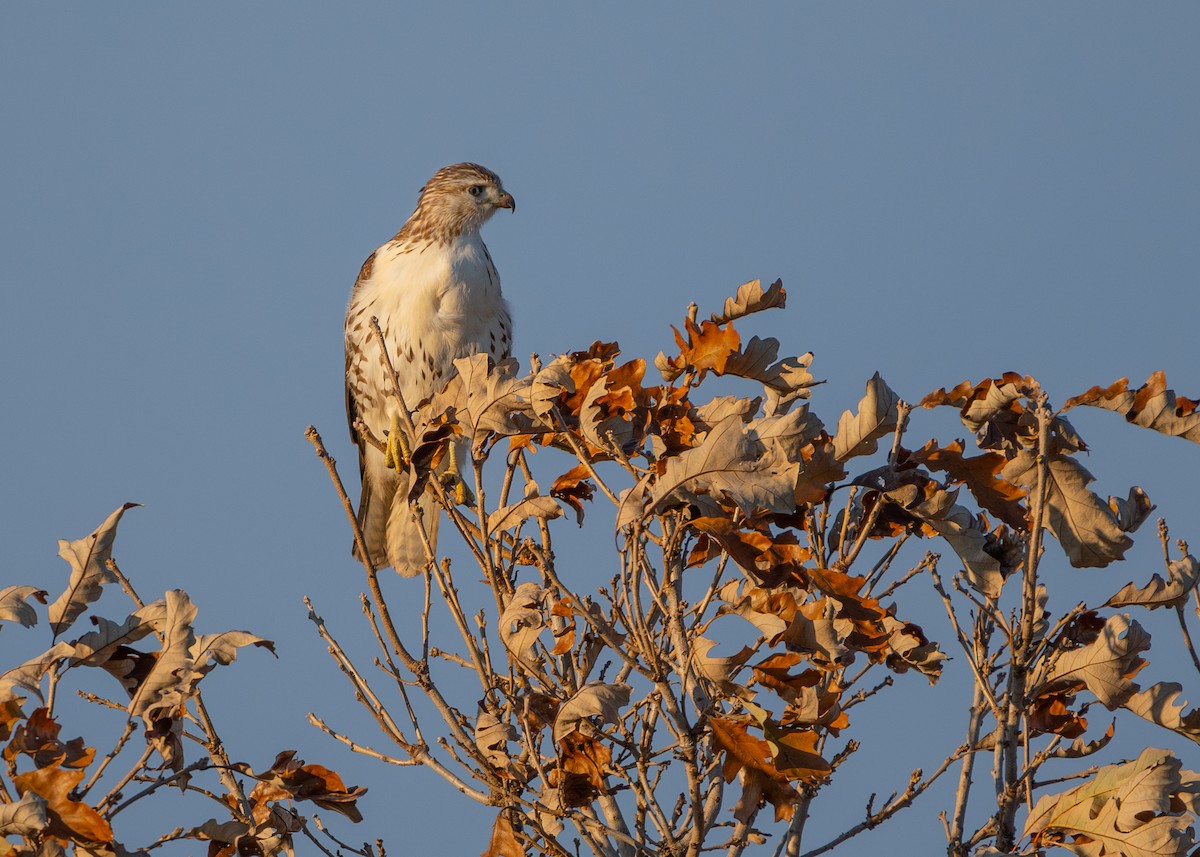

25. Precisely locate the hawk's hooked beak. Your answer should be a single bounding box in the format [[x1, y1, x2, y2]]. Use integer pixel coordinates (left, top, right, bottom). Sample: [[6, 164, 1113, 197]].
[[496, 191, 516, 213]]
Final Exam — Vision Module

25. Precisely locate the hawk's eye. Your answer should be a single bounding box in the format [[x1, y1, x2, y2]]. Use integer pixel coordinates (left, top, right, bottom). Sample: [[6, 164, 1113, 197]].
[[468, 185, 483, 197]]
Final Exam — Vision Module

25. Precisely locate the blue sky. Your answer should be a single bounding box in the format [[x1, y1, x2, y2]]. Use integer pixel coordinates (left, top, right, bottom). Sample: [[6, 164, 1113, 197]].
[[1, 5, 1197, 856]]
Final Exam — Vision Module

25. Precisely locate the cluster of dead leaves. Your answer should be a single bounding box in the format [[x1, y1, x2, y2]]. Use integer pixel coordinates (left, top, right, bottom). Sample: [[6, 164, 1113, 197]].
[[0, 507, 363, 857]]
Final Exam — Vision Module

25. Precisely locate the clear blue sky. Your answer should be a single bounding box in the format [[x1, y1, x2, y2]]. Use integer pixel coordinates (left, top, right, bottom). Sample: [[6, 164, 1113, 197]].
[[1, 5, 1197, 856]]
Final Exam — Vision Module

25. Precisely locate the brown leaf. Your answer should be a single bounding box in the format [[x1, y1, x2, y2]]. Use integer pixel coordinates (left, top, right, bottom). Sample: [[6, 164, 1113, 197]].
[[1003, 450, 1136, 568], [1039, 614, 1149, 709], [0, 790, 48, 838], [3, 708, 94, 770], [487, 495, 564, 533], [50, 504, 139, 635], [709, 716, 801, 822], [550, 464, 595, 525], [128, 590, 198, 720], [1123, 683, 1200, 744], [0, 587, 47, 629], [481, 813, 524, 857], [68, 602, 166, 670], [921, 374, 1035, 452], [552, 683, 630, 743], [246, 750, 366, 823], [190, 631, 276, 677], [13, 767, 112, 846], [656, 318, 741, 383], [1106, 554, 1200, 610], [0, 643, 76, 707], [1064, 371, 1200, 444], [499, 583, 547, 668], [628, 415, 801, 526], [427, 355, 532, 444], [709, 279, 787, 324], [832, 373, 900, 461], [1024, 747, 1195, 856], [904, 439, 1027, 529]]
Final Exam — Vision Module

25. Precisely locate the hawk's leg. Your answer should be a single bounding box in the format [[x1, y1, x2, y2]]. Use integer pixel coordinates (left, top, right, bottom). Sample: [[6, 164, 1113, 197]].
[[441, 438, 474, 505], [384, 413, 411, 471]]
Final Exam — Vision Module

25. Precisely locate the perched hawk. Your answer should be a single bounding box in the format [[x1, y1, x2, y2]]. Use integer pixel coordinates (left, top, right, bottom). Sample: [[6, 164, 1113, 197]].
[[345, 163, 515, 576]]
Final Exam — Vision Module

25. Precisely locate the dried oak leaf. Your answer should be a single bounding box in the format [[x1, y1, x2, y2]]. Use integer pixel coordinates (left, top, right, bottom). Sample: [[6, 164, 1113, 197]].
[[903, 439, 1027, 529], [128, 590, 198, 720], [921, 374, 1035, 452], [1123, 683, 1200, 745], [1023, 747, 1196, 857], [625, 414, 801, 527], [68, 602, 166, 670], [689, 517, 810, 588], [474, 704, 520, 771], [1106, 554, 1200, 610], [709, 716, 801, 822], [0, 642, 76, 707], [427, 355, 532, 445], [499, 582, 547, 668], [190, 630, 276, 678], [655, 318, 741, 383], [832, 373, 900, 462], [694, 637, 755, 699], [246, 750, 366, 823], [12, 767, 112, 847], [1002, 451, 1136, 568], [3, 708, 94, 769], [1064, 371, 1200, 444], [552, 682, 630, 743], [0, 790, 48, 838], [50, 504, 139, 636], [1038, 613, 1149, 709], [481, 813, 524, 857], [550, 464, 595, 525], [487, 495, 563, 533], [709, 278, 787, 324], [0, 586, 47, 629]]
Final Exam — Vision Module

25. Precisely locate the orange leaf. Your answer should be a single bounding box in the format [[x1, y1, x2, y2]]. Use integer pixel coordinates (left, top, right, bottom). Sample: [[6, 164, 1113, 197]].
[[13, 767, 112, 846], [709, 716, 800, 821], [482, 813, 524, 857]]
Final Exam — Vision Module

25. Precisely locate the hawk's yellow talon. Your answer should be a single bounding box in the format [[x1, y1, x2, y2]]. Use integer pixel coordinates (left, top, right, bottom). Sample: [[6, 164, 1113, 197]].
[[385, 413, 410, 471]]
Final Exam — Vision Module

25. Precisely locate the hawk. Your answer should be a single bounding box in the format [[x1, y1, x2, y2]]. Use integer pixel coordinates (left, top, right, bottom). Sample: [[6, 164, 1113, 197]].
[[345, 163, 515, 576]]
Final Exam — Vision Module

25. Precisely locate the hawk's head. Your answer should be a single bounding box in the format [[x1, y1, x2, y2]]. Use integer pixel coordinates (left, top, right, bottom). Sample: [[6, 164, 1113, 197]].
[[410, 163, 515, 240]]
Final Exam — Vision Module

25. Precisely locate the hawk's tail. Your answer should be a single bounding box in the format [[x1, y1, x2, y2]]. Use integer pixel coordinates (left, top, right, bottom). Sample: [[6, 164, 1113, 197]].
[[353, 459, 436, 577]]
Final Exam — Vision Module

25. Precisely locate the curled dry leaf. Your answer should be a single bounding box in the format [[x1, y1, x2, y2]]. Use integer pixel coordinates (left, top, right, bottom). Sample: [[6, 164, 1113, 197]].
[[427, 354, 532, 444], [552, 682, 631, 743], [475, 704, 520, 771], [1106, 554, 1200, 610], [3, 708, 94, 770], [1123, 683, 1200, 744], [190, 630, 277, 677], [709, 716, 802, 822], [128, 589, 198, 720], [1039, 613, 1149, 709], [1002, 451, 1136, 568], [709, 278, 787, 324], [0, 642, 75, 706], [50, 504, 139, 636], [499, 582, 547, 668], [488, 495, 563, 533], [12, 767, 113, 847], [246, 750, 367, 823], [1064, 371, 1200, 444], [68, 602, 166, 669], [0, 586, 47, 629], [694, 637, 755, 699], [0, 790, 48, 838], [832, 372, 901, 463], [1023, 747, 1197, 857], [482, 813, 524, 857]]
